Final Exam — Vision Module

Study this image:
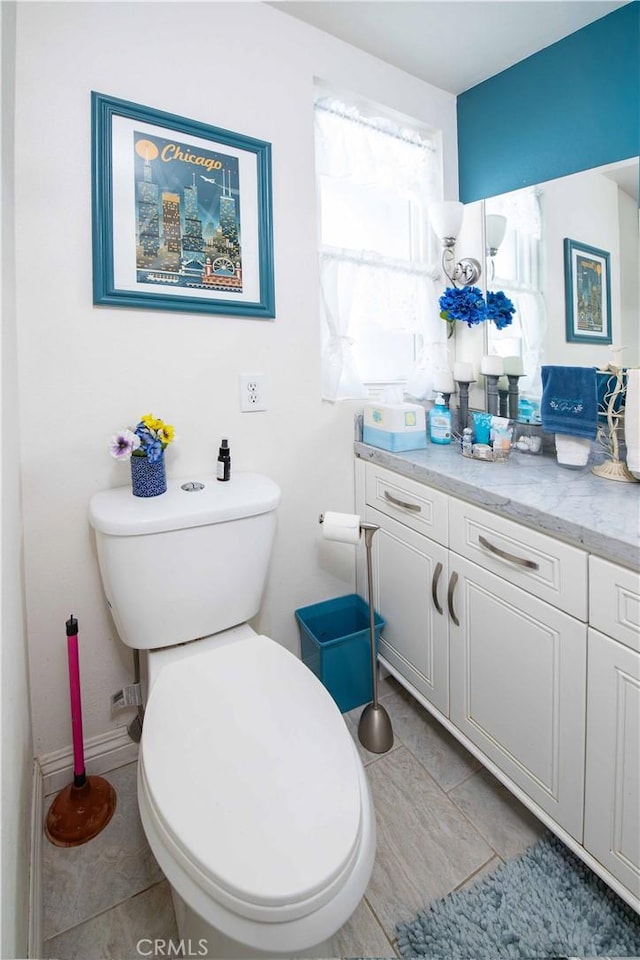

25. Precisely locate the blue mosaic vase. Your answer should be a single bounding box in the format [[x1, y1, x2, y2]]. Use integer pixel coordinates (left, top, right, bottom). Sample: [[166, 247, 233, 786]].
[[130, 453, 167, 498]]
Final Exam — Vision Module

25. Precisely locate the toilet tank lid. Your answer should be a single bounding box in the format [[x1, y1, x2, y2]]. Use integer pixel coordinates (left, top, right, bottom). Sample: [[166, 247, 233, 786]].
[[89, 473, 281, 536]]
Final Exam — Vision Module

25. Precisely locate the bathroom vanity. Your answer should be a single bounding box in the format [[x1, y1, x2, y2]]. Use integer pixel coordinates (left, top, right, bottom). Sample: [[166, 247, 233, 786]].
[[354, 441, 640, 912]]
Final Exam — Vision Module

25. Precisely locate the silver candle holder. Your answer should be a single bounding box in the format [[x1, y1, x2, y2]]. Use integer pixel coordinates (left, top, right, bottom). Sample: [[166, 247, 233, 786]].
[[485, 374, 500, 416], [454, 379, 475, 433], [507, 374, 523, 421]]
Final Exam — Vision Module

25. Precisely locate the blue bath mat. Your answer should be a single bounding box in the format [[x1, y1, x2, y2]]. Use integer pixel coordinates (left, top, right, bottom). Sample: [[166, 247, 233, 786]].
[[396, 832, 640, 958]]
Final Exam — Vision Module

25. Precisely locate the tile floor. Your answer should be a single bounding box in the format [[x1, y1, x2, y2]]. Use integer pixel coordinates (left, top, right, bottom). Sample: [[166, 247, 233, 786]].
[[42, 676, 547, 959]]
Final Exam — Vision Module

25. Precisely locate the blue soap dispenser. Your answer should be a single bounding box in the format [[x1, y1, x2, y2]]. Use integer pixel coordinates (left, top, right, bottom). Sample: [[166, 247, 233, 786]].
[[429, 394, 452, 445]]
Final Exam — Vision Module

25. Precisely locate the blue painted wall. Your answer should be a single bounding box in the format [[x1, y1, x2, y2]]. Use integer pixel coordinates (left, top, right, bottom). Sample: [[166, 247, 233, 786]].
[[458, 2, 640, 202]]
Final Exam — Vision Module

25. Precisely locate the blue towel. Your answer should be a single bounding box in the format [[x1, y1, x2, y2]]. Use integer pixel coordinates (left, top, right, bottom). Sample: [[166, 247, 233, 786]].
[[596, 367, 627, 419], [541, 365, 598, 438]]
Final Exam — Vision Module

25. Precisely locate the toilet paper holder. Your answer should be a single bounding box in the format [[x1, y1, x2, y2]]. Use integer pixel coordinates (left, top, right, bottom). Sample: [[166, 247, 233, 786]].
[[318, 514, 394, 754], [318, 514, 379, 539]]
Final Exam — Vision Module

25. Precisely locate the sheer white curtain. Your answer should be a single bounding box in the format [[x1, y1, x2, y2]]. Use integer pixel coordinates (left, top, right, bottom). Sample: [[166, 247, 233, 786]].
[[315, 96, 443, 401], [319, 253, 368, 400]]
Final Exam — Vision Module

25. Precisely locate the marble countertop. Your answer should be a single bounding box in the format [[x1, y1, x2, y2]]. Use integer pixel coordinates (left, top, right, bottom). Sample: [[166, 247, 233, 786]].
[[355, 441, 640, 572]]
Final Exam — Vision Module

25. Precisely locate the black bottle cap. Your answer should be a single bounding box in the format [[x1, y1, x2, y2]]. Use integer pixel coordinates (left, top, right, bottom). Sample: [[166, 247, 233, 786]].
[[66, 615, 78, 636]]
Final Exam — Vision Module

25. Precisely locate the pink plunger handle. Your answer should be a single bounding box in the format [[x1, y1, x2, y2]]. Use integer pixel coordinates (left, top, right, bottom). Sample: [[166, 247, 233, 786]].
[[66, 615, 86, 787]]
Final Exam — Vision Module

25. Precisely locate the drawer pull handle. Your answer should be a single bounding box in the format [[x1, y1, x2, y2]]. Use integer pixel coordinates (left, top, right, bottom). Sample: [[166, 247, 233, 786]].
[[384, 490, 421, 512], [432, 561, 443, 615], [478, 534, 539, 571], [447, 572, 459, 626]]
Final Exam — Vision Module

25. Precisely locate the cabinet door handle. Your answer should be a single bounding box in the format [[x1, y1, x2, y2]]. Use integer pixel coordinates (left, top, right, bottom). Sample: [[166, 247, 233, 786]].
[[432, 561, 443, 615], [447, 571, 460, 626], [478, 534, 540, 571], [384, 490, 421, 512]]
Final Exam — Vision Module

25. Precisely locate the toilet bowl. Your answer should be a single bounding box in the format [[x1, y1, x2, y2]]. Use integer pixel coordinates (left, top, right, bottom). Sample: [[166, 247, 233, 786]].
[[138, 627, 375, 958], [89, 474, 376, 958]]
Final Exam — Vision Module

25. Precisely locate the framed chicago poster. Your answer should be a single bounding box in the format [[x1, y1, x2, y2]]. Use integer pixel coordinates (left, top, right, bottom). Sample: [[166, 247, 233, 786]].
[[563, 238, 611, 344], [91, 92, 275, 318]]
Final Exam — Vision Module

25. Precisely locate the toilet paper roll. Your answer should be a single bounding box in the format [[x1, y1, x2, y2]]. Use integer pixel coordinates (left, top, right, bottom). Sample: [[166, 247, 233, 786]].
[[321, 512, 361, 544]]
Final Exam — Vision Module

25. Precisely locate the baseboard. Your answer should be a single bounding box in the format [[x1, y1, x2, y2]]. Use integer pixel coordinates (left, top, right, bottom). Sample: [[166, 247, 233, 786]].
[[39, 725, 138, 798], [28, 760, 43, 960]]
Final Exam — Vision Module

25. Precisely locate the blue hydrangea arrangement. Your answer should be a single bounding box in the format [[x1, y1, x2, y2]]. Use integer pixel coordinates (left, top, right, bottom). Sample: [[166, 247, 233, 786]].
[[439, 286, 488, 329], [439, 286, 515, 332], [486, 290, 516, 330]]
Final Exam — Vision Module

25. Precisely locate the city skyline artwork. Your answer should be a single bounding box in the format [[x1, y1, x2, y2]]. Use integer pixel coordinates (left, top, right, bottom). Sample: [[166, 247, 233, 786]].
[[134, 131, 243, 293]]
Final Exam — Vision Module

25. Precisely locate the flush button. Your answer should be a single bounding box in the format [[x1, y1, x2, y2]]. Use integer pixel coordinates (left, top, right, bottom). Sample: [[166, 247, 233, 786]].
[[181, 481, 205, 492]]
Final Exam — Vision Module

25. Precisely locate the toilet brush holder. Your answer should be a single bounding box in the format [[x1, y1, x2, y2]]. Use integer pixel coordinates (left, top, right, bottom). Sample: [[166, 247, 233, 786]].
[[357, 522, 394, 754], [318, 514, 393, 753]]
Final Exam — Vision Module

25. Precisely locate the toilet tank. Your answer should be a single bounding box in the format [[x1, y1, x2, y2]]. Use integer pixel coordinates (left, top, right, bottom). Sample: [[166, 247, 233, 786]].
[[89, 473, 280, 650]]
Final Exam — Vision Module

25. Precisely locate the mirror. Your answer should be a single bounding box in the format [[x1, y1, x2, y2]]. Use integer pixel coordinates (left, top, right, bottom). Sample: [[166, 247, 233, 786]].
[[475, 157, 639, 402]]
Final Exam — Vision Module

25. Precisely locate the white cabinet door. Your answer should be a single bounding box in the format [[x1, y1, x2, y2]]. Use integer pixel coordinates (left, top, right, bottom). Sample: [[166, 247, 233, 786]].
[[365, 505, 449, 715], [449, 553, 587, 841], [584, 627, 640, 902]]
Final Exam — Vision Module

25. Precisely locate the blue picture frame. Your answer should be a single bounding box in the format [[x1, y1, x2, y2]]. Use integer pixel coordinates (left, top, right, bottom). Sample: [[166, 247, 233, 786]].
[[563, 238, 611, 344], [92, 92, 275, 318]]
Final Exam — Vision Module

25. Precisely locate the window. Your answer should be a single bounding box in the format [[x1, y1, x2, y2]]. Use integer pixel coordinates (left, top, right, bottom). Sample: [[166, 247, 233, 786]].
[[315, 93, 444, 400]]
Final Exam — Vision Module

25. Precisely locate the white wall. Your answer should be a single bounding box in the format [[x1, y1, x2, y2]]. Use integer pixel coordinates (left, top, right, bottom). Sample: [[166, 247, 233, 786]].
[[14, 2, 457, 757], [1, 3, 33, 956], [617, 188, 639, 368], [541, 170, 623, 367]]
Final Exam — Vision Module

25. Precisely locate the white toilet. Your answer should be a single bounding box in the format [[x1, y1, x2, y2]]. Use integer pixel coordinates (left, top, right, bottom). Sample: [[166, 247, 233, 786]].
[[89, 472, 376, 959]]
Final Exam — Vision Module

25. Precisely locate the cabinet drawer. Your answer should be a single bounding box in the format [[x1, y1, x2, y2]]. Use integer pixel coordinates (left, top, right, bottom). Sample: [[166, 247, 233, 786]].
[[449, 501, 587, 620], [365, 463, 448, 546], [589, 557, 640, 651]]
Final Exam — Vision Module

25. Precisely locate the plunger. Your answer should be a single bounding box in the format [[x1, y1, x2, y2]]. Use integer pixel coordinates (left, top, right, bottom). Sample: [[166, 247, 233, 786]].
[[45, 615, 117, 847], [357, 522, 394, 754]]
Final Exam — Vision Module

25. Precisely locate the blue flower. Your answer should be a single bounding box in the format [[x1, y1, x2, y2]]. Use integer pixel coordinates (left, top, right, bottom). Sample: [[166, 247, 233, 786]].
[[146, 439, 163, 464], [133, 422, 163, 462], [439, 286, 488, 328], [135, 424, 153, 444], [487, 290, 516, 330]]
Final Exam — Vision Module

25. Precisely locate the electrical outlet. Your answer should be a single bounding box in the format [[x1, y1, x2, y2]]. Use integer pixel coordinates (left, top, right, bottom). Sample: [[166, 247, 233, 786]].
[[239, 374, 267, 412]]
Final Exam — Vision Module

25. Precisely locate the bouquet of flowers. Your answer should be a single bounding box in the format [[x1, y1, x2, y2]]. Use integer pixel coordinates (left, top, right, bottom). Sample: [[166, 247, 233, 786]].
[[486, 290, 516, 330], [439, 286, 488, 329], [109, 414, 175, 464], [439, 286, 515, 332]]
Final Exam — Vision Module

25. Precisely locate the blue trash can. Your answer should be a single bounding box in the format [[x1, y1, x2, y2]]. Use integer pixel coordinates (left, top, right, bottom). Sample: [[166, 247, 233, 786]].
[[295, 594, 385, 713]]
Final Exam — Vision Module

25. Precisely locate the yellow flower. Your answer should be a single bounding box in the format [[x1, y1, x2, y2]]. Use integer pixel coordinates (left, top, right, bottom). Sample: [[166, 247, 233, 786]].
[[141, 413, 165, 433], [159, 423, 175, 445]]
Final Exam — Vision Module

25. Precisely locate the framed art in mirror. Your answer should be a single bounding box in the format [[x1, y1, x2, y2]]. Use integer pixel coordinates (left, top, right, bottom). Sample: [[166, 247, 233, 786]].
[[91, 92, 275, 318], [564, 238, 611, 344]]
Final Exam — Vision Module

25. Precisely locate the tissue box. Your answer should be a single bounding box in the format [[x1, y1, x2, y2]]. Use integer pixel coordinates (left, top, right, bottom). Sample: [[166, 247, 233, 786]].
[[363, 402, 427, 452]]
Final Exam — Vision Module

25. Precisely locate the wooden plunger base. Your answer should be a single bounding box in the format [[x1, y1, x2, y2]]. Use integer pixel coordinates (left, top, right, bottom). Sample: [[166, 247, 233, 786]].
[[45, 776, 117, 847]]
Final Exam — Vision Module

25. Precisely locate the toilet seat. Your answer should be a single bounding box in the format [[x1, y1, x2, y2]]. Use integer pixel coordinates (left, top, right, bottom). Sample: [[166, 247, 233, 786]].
[[140, 633, 366, 925]]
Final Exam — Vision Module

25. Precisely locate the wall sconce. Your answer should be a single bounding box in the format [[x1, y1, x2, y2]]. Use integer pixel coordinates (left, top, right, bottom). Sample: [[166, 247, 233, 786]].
[[429, 201, 481, 287], [485, 214, 507, 281]]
